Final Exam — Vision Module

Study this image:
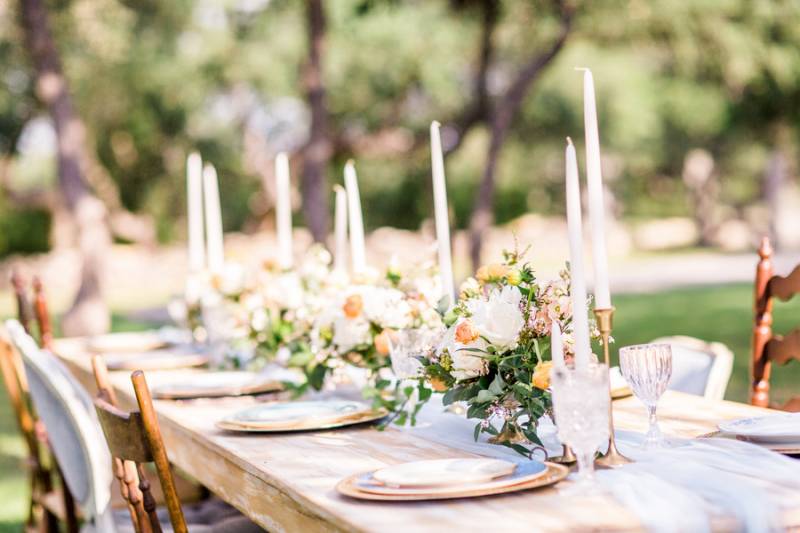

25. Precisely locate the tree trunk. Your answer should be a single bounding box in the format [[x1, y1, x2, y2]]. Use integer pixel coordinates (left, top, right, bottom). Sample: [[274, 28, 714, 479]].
[[20, 0, 111, 335], [301, 0, 331, 243], [468, 2, 573, 269]]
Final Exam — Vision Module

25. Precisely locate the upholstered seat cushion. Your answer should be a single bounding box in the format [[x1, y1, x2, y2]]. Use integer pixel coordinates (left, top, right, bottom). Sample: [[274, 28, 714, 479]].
[[113, 498, 265, 532]]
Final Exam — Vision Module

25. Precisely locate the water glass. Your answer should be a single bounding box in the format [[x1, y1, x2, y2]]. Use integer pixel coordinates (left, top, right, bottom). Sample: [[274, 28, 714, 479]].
[[550, 364, 610, 489], [619, 343, 673, 450], [388, 327, 443, 379]]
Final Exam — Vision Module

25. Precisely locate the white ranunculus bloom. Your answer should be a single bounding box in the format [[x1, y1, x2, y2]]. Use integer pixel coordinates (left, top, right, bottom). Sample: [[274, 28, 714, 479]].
[[467, 285, 525, 351], [218, 262, 247, 296], [332, 316, 371, 352], [437, 319, 489, 381], [359, 286, 412, 329], [262, 272, 305, 310]]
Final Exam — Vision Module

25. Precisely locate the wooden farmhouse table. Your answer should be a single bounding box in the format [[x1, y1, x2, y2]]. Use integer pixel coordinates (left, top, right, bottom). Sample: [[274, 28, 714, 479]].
[[53, 337, 800, 533]]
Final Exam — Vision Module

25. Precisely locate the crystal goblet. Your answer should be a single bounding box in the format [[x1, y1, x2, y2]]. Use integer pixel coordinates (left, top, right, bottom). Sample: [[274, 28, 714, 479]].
[[619, 343, 673, 450], [550, 363, 610, 490]]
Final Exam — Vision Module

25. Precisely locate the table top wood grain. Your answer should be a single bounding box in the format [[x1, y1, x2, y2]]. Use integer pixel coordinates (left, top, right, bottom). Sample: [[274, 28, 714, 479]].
[[53, 337, 797, 533]]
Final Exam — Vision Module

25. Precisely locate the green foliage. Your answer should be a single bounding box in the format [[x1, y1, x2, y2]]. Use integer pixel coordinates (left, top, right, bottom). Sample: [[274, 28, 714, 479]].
[[0, 207, 50, 256], [1, 0, 800, 248]]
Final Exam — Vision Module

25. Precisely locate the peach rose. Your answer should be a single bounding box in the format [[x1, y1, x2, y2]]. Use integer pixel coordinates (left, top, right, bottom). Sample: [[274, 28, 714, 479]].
[[343, 294, 363, 319], [374, 328, 396, 356], [454, 320, 480, 344], [532, 361, 554, 390], [429, 377, 449, 392]]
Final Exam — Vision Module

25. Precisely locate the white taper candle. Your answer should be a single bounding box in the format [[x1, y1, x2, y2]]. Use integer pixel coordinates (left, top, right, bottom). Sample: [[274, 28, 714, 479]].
[[343, 160, 366, 274], [333, 184, 348, 273], [202, 163, 225, 275], [275, 152, 293, 270], [551, 321, 565, 368], [186, 152, 205, 273], [580, 68, 612, 309], [565, 138, 592, 370], [430, 121, 456, 307]]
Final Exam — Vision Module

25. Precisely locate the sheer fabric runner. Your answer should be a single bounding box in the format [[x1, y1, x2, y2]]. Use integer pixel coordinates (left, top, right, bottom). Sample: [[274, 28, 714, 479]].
[[396, 397, 800, 533]]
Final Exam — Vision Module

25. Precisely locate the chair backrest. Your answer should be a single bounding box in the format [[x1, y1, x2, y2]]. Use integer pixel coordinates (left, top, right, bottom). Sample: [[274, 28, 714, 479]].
[[752, 237, 800, 409], [0, 334, 42, 470], [4, 319, 116, 531], [650, 335, 734, 401], [12, 270, 33, 335], [93, 368, 188, 533], [11, 271, 55, 349]]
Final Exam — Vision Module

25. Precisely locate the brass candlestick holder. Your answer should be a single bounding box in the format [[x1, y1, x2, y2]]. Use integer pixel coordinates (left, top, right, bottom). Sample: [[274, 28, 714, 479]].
[[593, 307, 632, 467], [550, 444, 576, 465]]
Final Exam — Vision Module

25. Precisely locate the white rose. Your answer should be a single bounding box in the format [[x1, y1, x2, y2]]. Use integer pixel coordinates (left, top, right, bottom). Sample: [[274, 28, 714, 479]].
[[263, 272, 305, 310], [219, 263, 246, 296], [332, 316, 371, 352], [467, 285, 525, 351], [360, 286, 412, 329], [437, 319, 489, 381]]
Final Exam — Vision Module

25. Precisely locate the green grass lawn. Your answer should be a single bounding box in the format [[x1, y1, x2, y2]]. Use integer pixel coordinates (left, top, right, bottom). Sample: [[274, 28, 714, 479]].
[[0, 285, 798, 529]]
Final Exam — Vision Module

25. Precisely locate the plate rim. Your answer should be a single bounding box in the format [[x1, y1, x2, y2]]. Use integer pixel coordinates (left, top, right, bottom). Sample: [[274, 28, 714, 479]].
[[152, 371, 283, 399], [216, 407, 388, 433], [336, 461, 569, 501]]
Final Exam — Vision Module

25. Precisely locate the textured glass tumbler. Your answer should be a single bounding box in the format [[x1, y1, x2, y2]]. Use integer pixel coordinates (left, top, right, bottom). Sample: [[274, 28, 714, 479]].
[[551, 364, 610, 490], [619, 343, 673, 450]]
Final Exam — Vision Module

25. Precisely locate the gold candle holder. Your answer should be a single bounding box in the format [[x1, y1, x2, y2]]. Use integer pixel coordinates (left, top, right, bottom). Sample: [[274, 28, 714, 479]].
[[550, 444, 577, 465], [593, 307, 632, 467]]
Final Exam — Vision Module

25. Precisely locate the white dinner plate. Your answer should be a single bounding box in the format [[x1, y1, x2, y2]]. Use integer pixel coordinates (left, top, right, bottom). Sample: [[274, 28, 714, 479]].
[[372, 458, 517, 488], [103, 349, 208, 371], [151, 371, 283, 399], [718, 413, 800, 444], [359, 460, 544, 495]]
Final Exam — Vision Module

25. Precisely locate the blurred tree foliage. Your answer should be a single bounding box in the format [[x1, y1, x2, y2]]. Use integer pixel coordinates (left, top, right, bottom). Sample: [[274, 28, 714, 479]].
[[0, 0, 799, 257]]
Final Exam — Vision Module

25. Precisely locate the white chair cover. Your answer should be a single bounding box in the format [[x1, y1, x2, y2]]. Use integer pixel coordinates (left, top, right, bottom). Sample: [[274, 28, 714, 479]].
[[650, 335, 734, 400], [4, 320, 117, 533]]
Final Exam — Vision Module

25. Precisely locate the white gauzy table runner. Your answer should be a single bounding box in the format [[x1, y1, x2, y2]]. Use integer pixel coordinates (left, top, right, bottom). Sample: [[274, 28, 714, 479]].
[[402, 397, 800, 533]]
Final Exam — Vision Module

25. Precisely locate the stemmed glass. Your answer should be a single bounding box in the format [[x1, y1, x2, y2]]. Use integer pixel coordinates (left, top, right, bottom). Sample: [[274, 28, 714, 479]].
[[550, 363, 610, 491], [619, 343, 673, 450], [388, 327, 443, 379]]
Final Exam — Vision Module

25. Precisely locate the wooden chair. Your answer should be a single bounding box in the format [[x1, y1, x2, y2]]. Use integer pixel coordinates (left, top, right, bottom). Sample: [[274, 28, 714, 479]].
[[93, 369, 263, 533], [649, 335, 734, 401], [6, 272, 78, 533], [752, 236, 800, 411], [94, 370, 187, 533]]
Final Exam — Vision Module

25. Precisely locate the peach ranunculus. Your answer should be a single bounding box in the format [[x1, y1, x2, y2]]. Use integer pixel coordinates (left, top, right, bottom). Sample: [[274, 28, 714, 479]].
[[476, 263, 508, 284], [454, 320, 481, 344], [532, 361, 554, 390], [343, 294, 364, 319], [374, 328, 396, 356]]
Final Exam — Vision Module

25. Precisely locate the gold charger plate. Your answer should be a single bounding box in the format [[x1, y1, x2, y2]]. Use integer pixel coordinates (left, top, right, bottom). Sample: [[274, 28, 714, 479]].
[[336, 462, 569, 501], [611, 386, 633, 400], [152, 371, 283, 400], [87, 331, 169, 353], [216, 409, 388, 433], [104, 350, 209, 371], [698, 431, 800, 455]]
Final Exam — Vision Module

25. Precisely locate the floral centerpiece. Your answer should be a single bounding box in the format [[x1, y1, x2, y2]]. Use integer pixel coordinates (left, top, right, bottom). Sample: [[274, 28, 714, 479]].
[[295, 262, 445, 416], [412, 249, 593, 456]]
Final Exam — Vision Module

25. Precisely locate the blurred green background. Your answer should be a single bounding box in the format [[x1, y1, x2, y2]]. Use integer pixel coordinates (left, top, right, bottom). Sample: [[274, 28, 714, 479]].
[[2, 0, 800, 251]]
